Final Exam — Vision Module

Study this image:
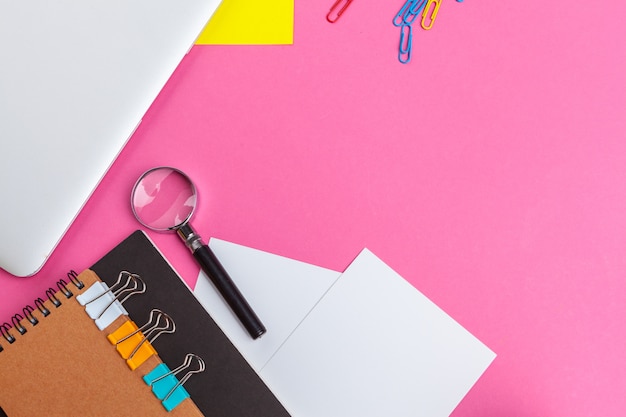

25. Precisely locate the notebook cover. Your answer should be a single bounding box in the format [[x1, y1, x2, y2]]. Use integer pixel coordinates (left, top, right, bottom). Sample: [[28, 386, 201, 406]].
[[0, 270, 203, 417], [91, 230, 290, 417]]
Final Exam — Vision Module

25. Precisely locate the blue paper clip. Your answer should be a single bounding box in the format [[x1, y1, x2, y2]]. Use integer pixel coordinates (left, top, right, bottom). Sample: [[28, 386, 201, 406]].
[[409, 0, 429, 16], [393, 0, 429, 27], [394, 0, 428, 64], [398, 24, 413, 64], [393, 0, 416, 26]]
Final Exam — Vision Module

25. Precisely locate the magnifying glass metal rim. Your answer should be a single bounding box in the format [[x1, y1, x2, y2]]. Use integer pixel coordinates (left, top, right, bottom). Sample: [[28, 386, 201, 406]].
[[130, 166, 197, 232]]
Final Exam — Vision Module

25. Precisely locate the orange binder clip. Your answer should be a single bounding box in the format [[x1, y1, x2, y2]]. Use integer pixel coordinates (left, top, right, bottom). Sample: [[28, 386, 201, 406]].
[[421, 0, 442, 30], [107, 309, 175, 370]]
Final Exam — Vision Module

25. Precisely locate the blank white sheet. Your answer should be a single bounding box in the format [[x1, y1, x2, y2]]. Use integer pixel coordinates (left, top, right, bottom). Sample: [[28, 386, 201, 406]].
[[195, 238, 341, 371], [193, 243, 496, 417]]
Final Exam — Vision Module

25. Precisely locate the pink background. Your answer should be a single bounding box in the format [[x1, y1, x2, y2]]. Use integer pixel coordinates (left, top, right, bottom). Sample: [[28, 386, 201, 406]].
[[2, 1, 625, 416]]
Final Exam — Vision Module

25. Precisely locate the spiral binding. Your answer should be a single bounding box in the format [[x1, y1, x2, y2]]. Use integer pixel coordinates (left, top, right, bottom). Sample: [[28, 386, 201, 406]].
[[0, 270, 84, 352]]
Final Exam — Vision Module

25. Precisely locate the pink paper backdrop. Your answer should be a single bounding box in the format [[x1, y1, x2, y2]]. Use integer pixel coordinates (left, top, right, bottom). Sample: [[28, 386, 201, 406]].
[[2, 1, 625, 416]]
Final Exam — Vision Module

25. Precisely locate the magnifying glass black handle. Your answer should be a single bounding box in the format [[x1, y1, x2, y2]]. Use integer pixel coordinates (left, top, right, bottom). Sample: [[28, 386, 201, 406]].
[[177, 225, 266, 339]]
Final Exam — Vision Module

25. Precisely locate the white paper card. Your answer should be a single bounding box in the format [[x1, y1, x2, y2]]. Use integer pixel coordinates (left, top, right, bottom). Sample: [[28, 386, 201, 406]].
[[195, 238, 341, 371], [193, 242, 496, 417], [260, 248, 496, 417]]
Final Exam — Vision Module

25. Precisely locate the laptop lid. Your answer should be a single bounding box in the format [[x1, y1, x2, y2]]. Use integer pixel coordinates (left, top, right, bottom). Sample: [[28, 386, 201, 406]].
[[0, 0, 221, 276]]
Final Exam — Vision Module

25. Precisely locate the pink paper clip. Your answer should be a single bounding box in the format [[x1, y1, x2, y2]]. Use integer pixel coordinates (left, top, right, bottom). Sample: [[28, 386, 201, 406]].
[[327, 0, 355, 23]]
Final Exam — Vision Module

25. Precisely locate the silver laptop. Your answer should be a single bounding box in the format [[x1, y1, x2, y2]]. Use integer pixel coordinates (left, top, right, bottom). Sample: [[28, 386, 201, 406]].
[[0, 0, 222, 276]]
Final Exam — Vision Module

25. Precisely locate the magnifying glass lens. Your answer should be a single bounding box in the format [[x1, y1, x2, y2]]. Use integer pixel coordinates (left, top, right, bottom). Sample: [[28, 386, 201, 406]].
[[131, 167, 196, 230]]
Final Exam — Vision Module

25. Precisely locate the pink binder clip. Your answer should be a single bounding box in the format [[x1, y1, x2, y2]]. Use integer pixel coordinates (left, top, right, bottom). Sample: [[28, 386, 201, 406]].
[[327, 0, 355, 23]]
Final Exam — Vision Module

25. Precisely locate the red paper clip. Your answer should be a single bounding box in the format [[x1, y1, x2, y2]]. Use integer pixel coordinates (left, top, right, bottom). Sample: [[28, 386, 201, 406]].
[[327, 0, 355, 23]]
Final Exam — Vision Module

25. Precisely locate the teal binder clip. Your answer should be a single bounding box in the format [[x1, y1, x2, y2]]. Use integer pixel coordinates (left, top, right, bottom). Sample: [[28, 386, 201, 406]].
[[143, 354, 206, 411]]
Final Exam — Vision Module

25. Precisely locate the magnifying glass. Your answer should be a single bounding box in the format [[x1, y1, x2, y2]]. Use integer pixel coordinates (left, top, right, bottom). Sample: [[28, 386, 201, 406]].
[[131, 166, 266, 339]]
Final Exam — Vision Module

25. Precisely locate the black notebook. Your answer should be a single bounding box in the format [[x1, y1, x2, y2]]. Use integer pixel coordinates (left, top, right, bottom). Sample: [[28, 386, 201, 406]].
[[91, 230, 290, 417]]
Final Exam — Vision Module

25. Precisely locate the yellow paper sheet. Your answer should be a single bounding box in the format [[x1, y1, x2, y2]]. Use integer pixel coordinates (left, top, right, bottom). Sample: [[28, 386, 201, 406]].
[[196, 0, 294, 45]]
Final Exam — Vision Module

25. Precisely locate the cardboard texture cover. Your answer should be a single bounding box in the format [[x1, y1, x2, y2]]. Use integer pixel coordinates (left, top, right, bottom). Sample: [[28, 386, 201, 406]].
[[0, 269, 203, 417], [91, 230, 290, 417]]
